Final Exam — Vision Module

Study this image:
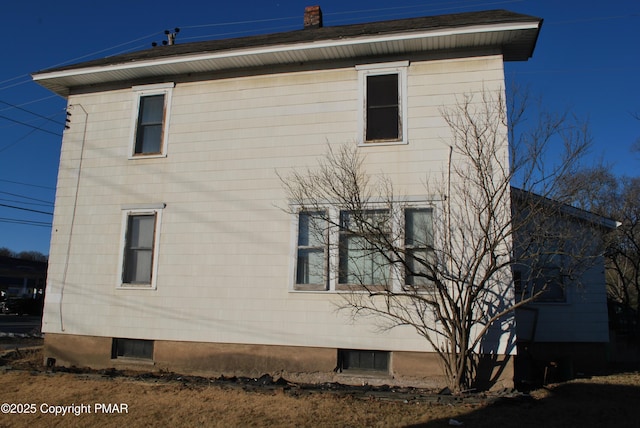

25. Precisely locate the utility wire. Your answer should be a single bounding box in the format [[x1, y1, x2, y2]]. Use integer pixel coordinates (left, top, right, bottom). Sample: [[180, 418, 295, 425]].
[[0, 191, 54, 205], [0, 126, 39, 154], [0, 203, 53, 216], [0, 198, 54, 208], [0, 217, 51, 227], [0, 179, 56, 191], [0, 99, 65, 125], [0, 113, 62, 136]]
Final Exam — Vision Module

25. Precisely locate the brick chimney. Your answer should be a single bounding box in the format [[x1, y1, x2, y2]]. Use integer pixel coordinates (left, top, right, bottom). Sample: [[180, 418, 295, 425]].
[[304, 6, 323, 29]]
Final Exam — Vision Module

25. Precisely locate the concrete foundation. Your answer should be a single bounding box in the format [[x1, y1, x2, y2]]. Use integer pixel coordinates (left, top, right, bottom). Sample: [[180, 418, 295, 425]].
[[43, 333, 514, 390]]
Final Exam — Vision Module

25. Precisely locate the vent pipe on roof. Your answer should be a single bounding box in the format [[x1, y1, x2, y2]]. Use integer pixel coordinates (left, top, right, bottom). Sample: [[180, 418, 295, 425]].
[[304, 5, 323, 29]]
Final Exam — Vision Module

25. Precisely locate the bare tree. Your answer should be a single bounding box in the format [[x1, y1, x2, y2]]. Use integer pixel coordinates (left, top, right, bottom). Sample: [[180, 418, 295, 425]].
[[607, 178, 640, 326], [561, 167, 640, 332], [280, 88, 597, 392]]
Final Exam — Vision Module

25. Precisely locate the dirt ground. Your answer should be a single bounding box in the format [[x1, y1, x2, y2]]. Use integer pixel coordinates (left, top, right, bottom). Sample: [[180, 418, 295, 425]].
[[0, 343, 639, 427]]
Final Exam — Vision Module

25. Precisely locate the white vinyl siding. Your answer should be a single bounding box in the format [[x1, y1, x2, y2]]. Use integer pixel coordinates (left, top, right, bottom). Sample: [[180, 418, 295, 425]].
[[43, 56, 525, 354]]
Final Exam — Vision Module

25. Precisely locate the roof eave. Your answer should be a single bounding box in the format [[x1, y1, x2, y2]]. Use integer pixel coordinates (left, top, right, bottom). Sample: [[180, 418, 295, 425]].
[[33, 20, 541, 97]]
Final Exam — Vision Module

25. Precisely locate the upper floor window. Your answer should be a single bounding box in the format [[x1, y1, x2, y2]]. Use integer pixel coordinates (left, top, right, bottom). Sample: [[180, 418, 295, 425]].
[[357, 62, 408, 145], [130, 83, 174, 158]]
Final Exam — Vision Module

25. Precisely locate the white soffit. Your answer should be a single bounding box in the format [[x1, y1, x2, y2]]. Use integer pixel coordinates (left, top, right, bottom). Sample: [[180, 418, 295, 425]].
[[33, 21, 540, 96]]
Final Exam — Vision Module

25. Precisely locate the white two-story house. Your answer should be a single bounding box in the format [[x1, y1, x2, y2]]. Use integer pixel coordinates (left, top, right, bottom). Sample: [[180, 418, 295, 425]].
[[33, 7, 543, 388]]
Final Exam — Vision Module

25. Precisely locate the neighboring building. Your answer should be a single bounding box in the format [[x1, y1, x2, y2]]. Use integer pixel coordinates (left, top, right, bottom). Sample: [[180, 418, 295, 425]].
[[33, 7, 542, 388], [0, 255, 46, 314], [511, 189, 619, 384]]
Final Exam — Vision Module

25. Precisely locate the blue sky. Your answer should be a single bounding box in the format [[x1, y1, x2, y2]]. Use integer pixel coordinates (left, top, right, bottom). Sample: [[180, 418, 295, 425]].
[[1, 0, 638, 255]]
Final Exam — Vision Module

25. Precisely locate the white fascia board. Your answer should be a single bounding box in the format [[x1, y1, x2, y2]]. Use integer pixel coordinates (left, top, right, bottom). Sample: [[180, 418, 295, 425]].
[[33, 21, 540, 82]]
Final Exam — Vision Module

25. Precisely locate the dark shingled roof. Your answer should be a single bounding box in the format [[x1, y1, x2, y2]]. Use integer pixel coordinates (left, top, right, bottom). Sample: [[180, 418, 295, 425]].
[[37, 9, 542, 74]]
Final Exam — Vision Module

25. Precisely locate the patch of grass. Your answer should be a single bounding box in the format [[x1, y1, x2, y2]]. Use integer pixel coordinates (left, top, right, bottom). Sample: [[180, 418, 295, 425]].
[[0, 346, 639, 427]]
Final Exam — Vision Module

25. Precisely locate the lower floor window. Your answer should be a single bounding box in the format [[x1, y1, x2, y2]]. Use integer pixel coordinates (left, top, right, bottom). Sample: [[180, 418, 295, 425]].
[[293, 205, 434, 291], [337, 349, 389, 373], [111, 338, 154, 360], [117, 205, 164, 289]]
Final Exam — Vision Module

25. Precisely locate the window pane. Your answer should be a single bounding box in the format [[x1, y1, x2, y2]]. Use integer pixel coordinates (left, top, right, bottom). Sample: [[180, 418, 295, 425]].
[[339, 235, 389, 285], [135, 94, 165, 154], [296, 248, 325, 285], [339, 349, 389, 372], [339, 210, 390, 286], [129, 215, 155, 248], [123, 214, 156, 284], [406, 249, 431, 286], [298, 211, 325, 247], [367, 107, 399, 140], [405, 209, 433, 286], [113, 338, 154, 359], [136, 124, 162, 154], [405, 208, 433, 247], [340, 210, 389, 231], [125, 249, 153, 283], [296, 211, 326, 287], [139, 95, 164, 125], [367, 75, 398, 106], [366, 74, 399, 141]]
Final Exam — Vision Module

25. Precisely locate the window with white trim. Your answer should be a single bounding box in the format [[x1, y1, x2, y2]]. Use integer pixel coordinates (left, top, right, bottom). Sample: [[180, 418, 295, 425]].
[[295, 210, 328, 291], [404, 208, 434, 287], [338, 209, 391, 288], [117, 206, 163, 289], [130, 83, 174, 158], [292, 204, 433, 292], [357, 62, 408, 145]]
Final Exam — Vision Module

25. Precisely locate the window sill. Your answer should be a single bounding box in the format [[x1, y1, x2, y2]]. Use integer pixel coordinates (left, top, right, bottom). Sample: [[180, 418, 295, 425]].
[[117, 284, 157, 290], [128, 153, 167, 160], [294, 284, 328, 292], [358, 140, 408, 147]]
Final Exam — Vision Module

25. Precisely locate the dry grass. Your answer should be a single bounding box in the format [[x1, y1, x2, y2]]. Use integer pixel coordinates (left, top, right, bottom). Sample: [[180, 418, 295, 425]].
[[0, 346, 639, 427]]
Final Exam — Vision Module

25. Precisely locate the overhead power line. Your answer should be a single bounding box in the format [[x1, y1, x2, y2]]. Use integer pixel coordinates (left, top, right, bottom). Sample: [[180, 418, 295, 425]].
[[0, 203, 53, 216], [0, 217, 51, 228], [0, 198, 54, 208], [0, 191, 54, 205], [0, 99, 65, 125], [0, 178, 55, 191], [0, 113, 62, 137]]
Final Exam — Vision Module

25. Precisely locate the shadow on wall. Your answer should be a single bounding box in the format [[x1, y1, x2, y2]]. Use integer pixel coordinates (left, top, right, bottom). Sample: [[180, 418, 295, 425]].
[[471, 312, 517, 391]]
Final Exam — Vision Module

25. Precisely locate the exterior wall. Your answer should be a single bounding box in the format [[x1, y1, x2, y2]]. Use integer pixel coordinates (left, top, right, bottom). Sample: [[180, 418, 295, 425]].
[[516, 262, 610, 343], [43, 54, 511, 380]]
